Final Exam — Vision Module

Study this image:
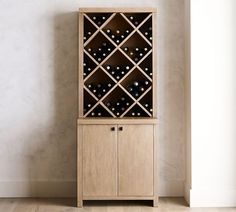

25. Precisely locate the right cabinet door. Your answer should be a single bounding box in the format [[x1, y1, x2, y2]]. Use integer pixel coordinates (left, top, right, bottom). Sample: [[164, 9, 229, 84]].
[[118, 124, 154, 196]]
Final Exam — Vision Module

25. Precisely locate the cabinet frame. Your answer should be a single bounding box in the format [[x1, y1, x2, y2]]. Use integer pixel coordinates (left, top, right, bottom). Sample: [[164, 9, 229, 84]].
[[77, 7, 158, 207]]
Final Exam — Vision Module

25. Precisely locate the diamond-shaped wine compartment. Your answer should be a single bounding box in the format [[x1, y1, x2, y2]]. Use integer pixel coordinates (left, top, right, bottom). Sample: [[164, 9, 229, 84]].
[[86, 13, 112, 27], [124, 104, 150, 117], [87, 104, 112, 117], [85, 32, 115, 63], [85, 68, 115, 99], [83, 17, 97, 43], [123, 13, 150, 27], [83, 54, 97, 78], [121, 68, 151, 99], [139, 17, 152, 43], [102, 87, 134, 117], [139, 53, 153, 79], [102, 13, 134, 45], [102, 51, 134, 81], [83, 90, 97, 115], [121, 32, 151, 63], [139, 89, 153, 115]]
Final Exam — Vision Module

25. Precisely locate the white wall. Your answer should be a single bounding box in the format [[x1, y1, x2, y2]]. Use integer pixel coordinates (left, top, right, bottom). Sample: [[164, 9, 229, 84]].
[[0, 0, 186, 197], [186, 0, 236, 207]]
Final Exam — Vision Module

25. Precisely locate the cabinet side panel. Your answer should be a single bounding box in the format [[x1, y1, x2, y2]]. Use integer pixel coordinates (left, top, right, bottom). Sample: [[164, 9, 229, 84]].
[[118, 125, 154, 196], [78, 12, 84, 117], [83, 125, 117, 196]]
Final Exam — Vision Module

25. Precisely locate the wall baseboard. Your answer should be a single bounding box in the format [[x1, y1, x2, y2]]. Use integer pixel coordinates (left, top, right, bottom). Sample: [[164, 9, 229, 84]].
[[159, 179, 184, 197], [189, 188, 236, 207], [0, 181, 76, 197], [0, 180, 184, 197]]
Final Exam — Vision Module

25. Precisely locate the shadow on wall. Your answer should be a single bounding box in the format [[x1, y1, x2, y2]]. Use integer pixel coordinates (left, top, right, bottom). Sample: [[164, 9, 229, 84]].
[[27, 12, 78, 197]]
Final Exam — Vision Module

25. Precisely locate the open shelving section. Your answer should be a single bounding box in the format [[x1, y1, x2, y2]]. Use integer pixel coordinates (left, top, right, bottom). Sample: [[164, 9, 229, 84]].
[[79, 8, 156, 118]]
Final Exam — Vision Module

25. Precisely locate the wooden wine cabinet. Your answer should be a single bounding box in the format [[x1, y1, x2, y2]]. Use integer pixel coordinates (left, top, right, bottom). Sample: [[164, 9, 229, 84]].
[[77, 8, 158, 207]]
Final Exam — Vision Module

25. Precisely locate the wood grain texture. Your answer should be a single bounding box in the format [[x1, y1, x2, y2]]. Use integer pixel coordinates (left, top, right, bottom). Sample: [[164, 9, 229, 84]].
[[82, 125, 117, 197], [78, 118, 157, 125], [118, 125, 154, 196], [79, 8, 157, 13], [3, 197, 236, 211]]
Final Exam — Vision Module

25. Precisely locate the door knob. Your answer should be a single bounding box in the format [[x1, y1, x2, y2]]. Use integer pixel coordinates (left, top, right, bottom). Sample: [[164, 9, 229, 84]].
[[119, 126, 123, 131]]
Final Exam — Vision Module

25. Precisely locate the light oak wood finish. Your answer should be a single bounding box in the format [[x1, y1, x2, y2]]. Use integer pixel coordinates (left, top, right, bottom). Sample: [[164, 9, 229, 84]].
[[78, 8, 158, 207], [1, 198, 235, 211], [118, 125, 154, 196], [82, 125, 117, 197], [78, 118, 157, 125], [79, 8, 157, 13]]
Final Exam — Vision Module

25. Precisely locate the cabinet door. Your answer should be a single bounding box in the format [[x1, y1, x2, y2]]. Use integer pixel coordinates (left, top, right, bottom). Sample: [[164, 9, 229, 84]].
[[118, 125, 154, 196], [83, 125, 117, 196]]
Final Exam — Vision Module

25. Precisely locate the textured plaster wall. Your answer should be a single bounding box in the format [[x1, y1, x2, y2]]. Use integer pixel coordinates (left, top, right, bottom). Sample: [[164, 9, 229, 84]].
[[0, 0, 185, 196]]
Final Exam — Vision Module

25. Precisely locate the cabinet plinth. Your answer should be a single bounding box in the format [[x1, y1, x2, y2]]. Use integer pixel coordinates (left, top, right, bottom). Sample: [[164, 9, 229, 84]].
[[77, 8, 157, 207]]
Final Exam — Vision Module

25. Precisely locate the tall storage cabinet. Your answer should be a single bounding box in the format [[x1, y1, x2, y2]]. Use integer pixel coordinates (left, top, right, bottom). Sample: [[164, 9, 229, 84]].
[[77, 8, 158, 207]]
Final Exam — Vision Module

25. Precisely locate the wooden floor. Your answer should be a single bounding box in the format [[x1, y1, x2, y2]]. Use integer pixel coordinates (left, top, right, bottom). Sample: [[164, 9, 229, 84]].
[[0, 198, 235, 212]]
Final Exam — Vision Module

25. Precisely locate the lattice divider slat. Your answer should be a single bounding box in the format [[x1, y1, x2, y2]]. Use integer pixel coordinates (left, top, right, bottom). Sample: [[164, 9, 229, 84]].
[[81, 10, 154, 118]]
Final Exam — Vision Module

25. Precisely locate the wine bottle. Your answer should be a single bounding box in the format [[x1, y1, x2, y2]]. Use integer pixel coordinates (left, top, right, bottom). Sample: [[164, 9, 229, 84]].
[[91, 112, 95, 116], [135, 47, 140, 52], [125, 65, 130, 70], [102, 42, 107, 47], [116, 75, 120, 80], [137, 112, 141, 116], [131, 112, 135, 116], [87, 103, 92, 108], [134, 57, 139, 62], [129, 16, 134, 21], [144, 103, 149, 108], [87, 84, 93, 89], [127, 86, 133, 92], [106, 102, 111, 107], [116, 112, 120, 116], [92, 16, 97, 21], [116, 29, 120, 34], [144, 80, 149, 86], [133, 81, 139, 87], [126, 102, 130, 106], [107, 83, 112, 88], [97, 112, 102, 116], [134, 21, 139, 26], [120, 34, 125, 40], [106, 65, 111, 70], [125, 29, 130, 34], [149, 36, 152, 41], [106, 29, 111, 34], [111, 107, 115, 111], [116, 66, 121, 71], [84, 36, 87, 41], [107, 47, 112, 52], [123, 47, 129, 52], [102, 16, 106, 20], [148, 26, 152, 31], [144, 47, 148, 52], [121, 70, 125, 75], [133, 91, 139, 98], [116, 101, 120, 106], [121, 96, 126, 102], [139, 86, 145, 92], [87, 47, 92, 52], [87, 31, 92, 36], [111, 34, 115, 39], [144, 67, 149, 72]]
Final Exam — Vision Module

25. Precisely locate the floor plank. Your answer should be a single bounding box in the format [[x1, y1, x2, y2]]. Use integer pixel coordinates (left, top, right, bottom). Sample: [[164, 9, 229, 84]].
[[0, 198, 235, 212]]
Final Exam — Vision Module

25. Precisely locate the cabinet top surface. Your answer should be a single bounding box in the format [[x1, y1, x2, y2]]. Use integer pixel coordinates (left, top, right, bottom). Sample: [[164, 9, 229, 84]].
[[79, 8, 157, 13], [78, 118, 157, 125]]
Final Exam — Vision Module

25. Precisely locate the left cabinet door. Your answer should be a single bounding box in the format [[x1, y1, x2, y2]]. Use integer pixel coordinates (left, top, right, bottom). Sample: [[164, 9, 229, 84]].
[[82, 125, 117, 197]]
